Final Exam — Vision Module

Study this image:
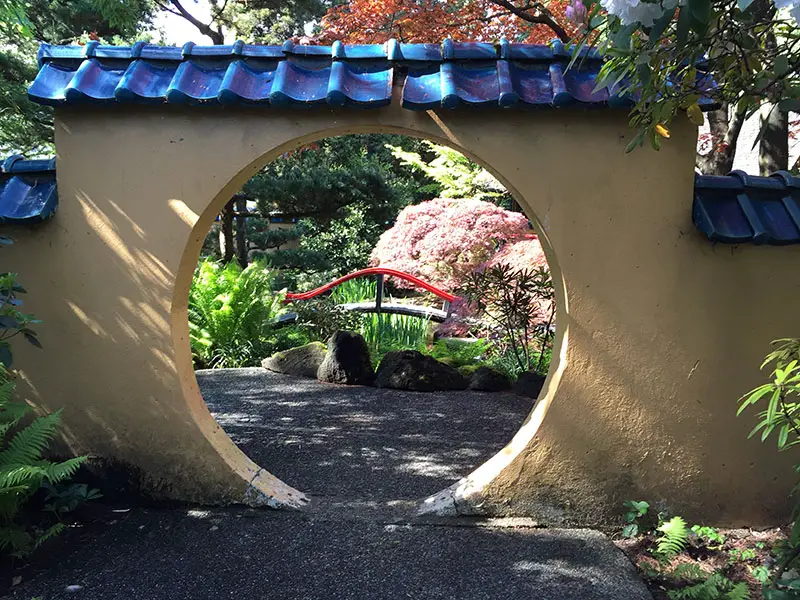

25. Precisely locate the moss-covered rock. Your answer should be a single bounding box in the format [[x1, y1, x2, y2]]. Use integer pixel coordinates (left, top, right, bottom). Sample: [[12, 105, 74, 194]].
[[317, 331, 374, 386], [375, 350, 468, 392], [261, 342, 326, 379], [468, 366, 512, 392], [458, 364, 480, 377]]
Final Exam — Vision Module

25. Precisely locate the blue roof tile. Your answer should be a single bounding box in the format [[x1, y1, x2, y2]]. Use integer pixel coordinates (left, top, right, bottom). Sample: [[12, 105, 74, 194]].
[[217, 60, 277, 105], [28, 39, 710, 111], [693, 171, 800, 245], [115, 60, 180, 103], [0, 156, 57, 224], [64, 59, 127, 103]]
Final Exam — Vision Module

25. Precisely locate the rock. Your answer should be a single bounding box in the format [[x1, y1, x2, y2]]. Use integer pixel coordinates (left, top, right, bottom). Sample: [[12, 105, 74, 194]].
[[316, 331, 374, 385], [513, 371, 546, 398], [374, 350, 469, 392], [469, 366, 512, 392], [261, 342, 326, 379], [458, 364, 479, 378]]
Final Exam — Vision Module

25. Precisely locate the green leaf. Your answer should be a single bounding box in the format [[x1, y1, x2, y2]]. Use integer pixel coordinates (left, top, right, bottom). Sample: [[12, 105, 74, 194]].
[[622, 523, 638, 538], [775, 55, 791, 77], [767, 388, 781, 426], [738, 385, 772, 415], [648, 7, 676, 43], [23, 331, 41, 349], [688, 0, 711, 33], [625, 130, 646, 153], [637, 62, 652, 86], [779, 424, 790, 448], [737, 0, 755, 10]]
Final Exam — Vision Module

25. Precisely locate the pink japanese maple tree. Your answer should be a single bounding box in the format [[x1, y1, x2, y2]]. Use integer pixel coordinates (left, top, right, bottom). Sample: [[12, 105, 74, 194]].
[[370, 197, 542, 292]]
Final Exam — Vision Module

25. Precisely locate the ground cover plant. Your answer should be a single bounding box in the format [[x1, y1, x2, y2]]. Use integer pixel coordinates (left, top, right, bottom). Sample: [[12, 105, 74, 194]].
[[0, 368, 85, 558], [616, 500, 783, 599], [0, 239, 89, 560]]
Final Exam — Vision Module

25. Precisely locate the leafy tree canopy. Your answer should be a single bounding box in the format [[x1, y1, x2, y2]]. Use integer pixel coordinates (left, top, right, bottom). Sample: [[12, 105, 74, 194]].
[[0, 0, 155, 155], [317, 0, 577, 43], [575, 0, 799, 171], [242, 134, 435, 278], [389, 141, 513, 207]]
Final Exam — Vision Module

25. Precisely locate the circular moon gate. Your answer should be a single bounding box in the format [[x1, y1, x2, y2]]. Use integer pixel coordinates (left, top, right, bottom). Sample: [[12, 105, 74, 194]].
[[5, 97, 797, 526]]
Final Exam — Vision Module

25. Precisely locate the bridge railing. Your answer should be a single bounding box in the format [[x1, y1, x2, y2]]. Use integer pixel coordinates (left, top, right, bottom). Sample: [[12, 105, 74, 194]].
[[284, 267, 456, 321]]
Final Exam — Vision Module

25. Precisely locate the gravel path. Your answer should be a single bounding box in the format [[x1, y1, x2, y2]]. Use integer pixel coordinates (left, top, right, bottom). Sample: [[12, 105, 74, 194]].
[[4, 370, 655, 600], [8, 508, 653, 600], [197, 368, 533, 505]]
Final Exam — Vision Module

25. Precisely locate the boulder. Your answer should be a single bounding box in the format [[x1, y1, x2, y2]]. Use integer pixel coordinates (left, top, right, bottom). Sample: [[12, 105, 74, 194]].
[[261, 342, 326, 379], [316, 331, 374, 385], [374, 350, 469, 392], [513, 370, 546, 398], [469, 366, 512, 392]]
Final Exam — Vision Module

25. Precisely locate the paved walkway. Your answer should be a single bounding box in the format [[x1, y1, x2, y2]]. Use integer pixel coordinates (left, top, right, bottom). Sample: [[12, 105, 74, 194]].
[[7, 369, 653, 599], [10, 508, 652, 600]]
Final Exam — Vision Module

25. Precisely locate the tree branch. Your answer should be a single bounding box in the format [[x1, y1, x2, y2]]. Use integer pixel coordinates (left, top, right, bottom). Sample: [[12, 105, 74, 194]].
[[488, 0, 569, 41], [167, 0, 225, 44]]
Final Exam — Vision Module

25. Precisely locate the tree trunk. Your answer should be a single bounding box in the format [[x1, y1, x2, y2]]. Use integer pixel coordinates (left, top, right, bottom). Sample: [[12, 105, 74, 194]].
[[759, 103, 789, 175], [695, 105, 745, 175], [219, 199, 234, 263], [235, 196, 248, 268]]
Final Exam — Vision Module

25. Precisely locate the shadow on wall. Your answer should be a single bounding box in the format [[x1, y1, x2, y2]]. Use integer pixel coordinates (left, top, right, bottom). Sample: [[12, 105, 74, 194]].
[[10, 186, 220, 497]]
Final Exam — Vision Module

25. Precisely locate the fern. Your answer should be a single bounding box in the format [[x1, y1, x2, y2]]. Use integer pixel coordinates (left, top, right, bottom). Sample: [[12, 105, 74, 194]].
[[657, 516, 690, 560], [188, 259, 288, 368], [726, 583, 750, 600], [0, 369, 86, 556], [667, 572, 750, 600], [670, 563, 707, 582]]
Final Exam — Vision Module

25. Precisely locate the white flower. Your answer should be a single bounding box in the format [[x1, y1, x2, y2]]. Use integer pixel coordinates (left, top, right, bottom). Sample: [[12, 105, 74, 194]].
[[600, 0, 669, 26]]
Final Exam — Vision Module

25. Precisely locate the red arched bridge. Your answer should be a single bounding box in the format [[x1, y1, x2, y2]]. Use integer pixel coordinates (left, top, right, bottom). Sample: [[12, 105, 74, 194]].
[[279, 267, 457, 324]]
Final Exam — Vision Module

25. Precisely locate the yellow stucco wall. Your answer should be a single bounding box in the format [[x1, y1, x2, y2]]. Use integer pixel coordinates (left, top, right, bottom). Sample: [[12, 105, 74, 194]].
[[3, 94, 799, 526]]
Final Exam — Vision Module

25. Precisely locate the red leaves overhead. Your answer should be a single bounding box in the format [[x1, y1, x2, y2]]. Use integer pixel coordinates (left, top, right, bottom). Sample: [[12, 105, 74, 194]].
[[317, 0, 575, 45]]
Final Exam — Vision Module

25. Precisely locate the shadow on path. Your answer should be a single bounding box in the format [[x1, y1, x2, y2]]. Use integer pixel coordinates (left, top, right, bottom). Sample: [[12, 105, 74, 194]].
[[9, 508, 654, 600], [197, 368, 533, 504], [5, 370, 655, 600]]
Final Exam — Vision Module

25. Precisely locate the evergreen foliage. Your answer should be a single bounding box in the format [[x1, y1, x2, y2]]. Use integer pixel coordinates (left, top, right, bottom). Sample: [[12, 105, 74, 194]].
[[0, 0, 154, 155], [667, 572, 750, 600], [0, 268, 42, 368], [242, 135, 431, 278]]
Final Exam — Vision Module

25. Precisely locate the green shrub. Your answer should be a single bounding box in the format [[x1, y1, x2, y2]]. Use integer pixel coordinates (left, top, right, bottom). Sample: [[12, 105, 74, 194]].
[[0, 368, 85, 557], [738, 338, 800, 598], [427, 338, 490, 369], [188, 258, 288, 368], [461, 264, 555, 376]]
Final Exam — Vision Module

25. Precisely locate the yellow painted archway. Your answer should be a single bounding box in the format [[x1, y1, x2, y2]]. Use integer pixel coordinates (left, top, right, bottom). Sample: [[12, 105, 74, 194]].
[[4, 94, 798, 526]]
